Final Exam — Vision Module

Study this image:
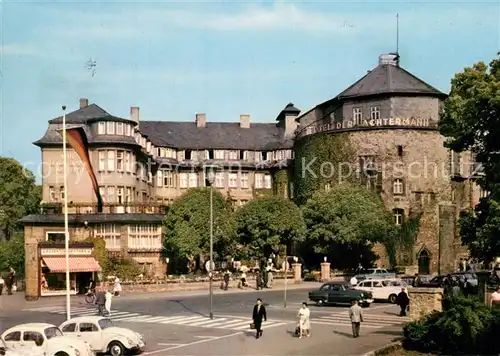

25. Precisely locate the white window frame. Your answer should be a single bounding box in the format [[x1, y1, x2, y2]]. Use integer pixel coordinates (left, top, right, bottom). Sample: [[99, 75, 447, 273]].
[[94, 224, 121, 249], [214, 150, 225, 160], [215, 172, 225, 188], [107, 121, 115, 134], [227, 151, 238, 160], [107, 150, 115, 171], [370, 106, 380, 120], [188, 173, 198, 188], [49, 186, 56, 201], [99, 186, 106, 201], [125, 124, 131, 136], [45, 231, 66, 243], [240, 173, 249, 188], [124, 152, 131, 172], [264, 174, 272, 189], [98, 122, 106, 135], [107, 186, 115, 203], [393, 179, 404, 195], [179, 173, 188, 188], [228, 173, 238, 188], [255, 173, 264, 189], [116, 151, 124, 172], [98, 151, 106, 171], [394, 209, 404, 226], [125, 187, 131, 203], [255, 152, 263, 162], [116, 187, 124, 204], [116, 122, 124, 135], [163, 171, 174, 187], [128, 224, 162, 250], [353, 107, 362, 124]]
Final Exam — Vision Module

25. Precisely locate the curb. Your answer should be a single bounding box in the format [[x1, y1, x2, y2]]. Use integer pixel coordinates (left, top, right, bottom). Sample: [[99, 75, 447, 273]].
[[362, 339, 403, 356]]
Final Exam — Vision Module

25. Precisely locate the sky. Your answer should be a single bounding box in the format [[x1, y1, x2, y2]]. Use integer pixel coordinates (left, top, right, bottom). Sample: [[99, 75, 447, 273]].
[[0, 0, 499, 181]]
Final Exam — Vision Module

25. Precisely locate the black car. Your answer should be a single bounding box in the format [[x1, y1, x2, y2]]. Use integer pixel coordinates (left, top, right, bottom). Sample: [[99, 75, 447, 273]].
[[308, 282, 373, 307]]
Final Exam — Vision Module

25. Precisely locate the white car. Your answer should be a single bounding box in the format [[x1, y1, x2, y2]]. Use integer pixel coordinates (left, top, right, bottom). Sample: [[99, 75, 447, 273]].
[[0, 337, 27, 356], [354, 279, 408, 303], [1, 323, 94, 356], [60, 316, 145, 356]]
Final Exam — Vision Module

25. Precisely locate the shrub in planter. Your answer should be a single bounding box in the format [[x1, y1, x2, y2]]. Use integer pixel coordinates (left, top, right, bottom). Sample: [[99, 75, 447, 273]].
[[303, 273, 318, 281], [403, 310, 440, 352]]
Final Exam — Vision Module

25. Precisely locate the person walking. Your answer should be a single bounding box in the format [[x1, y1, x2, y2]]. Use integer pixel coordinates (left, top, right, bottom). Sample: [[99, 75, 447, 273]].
[[297, 302, 311, 338], [396, 287, 410, 316], [239, 271, 247, 288], [95, 286, 106, 316], [491, 286, 500, 308], [113, 278, 122, 297], [223, 270, 230, 291], [349, 300, 363, 338], [104, 288, 113, 316], [266, 266, 273, 288], [252, 298, 267, 339]]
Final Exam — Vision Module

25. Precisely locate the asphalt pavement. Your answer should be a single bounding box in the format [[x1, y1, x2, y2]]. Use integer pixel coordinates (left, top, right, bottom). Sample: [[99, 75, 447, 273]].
[[1, 285, 406, 355]]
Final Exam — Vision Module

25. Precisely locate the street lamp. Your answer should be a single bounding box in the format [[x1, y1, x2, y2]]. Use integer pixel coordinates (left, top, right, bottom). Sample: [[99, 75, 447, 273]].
[[205, 164, 217, 319], [62, 105, 71, 321]]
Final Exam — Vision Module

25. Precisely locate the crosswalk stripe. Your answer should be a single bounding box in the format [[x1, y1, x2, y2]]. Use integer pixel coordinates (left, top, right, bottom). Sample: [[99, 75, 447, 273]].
[[116, 315, 153, 322], [173, 316, 208, 325], [312, 321, 385, 329], [186, 318, 228, 326], [317, 317, 405, 325], [213, 320, 251, 329], [110, 313, 141, 321], [155, 315, 197, 323], [159, 316, 205, 324], [138, 316, 170, 323]]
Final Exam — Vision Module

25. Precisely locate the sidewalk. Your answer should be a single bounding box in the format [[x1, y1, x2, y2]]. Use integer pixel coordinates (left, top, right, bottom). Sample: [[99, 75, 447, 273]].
[[1, 278, 335, 311]]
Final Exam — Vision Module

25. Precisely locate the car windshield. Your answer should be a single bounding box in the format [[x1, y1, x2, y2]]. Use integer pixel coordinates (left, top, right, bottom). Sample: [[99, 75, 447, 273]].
[[44, 327, 63, 339], [98, 318, 114, 329]]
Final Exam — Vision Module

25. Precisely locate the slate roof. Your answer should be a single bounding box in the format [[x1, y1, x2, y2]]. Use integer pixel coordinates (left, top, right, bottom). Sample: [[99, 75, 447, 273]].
[[336, 63, 447, 100], [49, 104, 136, 125], [139, 121, 293, 150], [19, 213, 164, 225]]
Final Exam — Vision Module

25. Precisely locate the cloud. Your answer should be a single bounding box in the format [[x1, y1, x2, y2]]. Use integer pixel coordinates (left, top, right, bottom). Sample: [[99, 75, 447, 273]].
[[1, 43, 41, 56]]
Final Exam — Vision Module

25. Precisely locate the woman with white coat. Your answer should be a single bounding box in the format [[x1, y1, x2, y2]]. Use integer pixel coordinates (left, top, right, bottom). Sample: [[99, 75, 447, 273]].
[[297, 302, 311, 338], [105, 289, 113, 316], [113, 278, 122, 296]]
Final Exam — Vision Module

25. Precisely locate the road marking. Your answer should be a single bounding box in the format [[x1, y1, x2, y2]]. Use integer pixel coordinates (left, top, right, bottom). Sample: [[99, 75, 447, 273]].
[[157, 343, 185, 346], [194, 336, 218, 339], [187, 318, 228, 326], [143, 332, 242, 355]]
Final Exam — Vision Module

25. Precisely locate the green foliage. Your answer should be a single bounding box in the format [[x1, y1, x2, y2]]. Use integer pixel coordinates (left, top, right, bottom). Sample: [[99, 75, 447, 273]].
[[293, 133, 356, 205], [273, 169, 289, 198], [303, 272, 318, 281], [439, 54, 500, 264], [0, 157, 41, 238], [383, 215, 422, 267], [404, 295, 500, 355], [163, 188, 235, 261], [84, 236, 107, 271], [104, 257, 142, 280], [0, 232, 25, 277], [233, 196, 306, 260]]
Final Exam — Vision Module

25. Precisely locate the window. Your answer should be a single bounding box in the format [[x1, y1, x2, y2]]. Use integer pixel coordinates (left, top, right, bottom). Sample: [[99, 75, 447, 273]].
[[95, 224, 121, 249], [228, 151, 238, 160], [116, 151, 124, 171], [157, 171, 163, 187], [370, 106, 380, 120], [61, 324, 76, 333], [23, 331, 44, 346], [353, 107, 362, 124], [188, 173, 198, 187], [107, 151, 115, 171], [393, 208, 404, 226], [228, 173, 238, 188], [264, 174, 272, 189], [324, 183, 331, 192], [255, 174, 264, 188], [125, 124, 131, 136], [49, 186, 56, 201], [397, 145, 403, 157], [106, 122, 115, 135], [107, 186, 115, 203], [214, 150, 225, 160], [255, 152, 263, 162], [480, 188, 489, 199], [117, 187, 124, 204], [128, 224, 162, 250], [179, 173, 188, 188], [215, 172, 225, 188], [44, 327, 62, 340], [79, 323, 99, 333], [98, 151, 106, 171], [393, 179, 404, 195], [4, 332, 20, 341], [319, 284, 331, 292], [46, 232, 65, 243], [98, 122, 105, 135], [124, 152, 131, 172], [60, 186, 65, 200], [163, 171, 174, 187], [240, 173, 249, 188], [240, 151, 247, 160], [99, 186, 106, 201], [116, 122, 124, 135]]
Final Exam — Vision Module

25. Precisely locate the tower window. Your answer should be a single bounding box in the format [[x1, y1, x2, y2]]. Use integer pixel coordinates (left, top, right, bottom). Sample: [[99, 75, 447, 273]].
[[397, 145, 403, 156], [393, 179, 404, 195], [393, 209, 404, 226]]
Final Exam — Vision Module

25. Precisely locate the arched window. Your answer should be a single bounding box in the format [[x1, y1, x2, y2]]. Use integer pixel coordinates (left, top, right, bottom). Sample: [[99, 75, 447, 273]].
[[393, 179, 404, 195], [418, 249, 430, 275]]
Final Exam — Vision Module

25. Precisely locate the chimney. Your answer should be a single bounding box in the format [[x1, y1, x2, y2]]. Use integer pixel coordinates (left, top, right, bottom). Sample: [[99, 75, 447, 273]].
[[378, 53, 400, 67], [196, 113, 206, 128], [130, 106, 140, 123], [240, 114, 250, 129], [79, 98, 88, 109]]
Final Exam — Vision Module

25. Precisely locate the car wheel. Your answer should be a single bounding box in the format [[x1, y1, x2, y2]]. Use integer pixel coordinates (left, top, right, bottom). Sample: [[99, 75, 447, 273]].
[[389, 294, 397, 304], [109, 341, 125, 356], [55, 352, 69, 356], [316, 299, 325, 306]]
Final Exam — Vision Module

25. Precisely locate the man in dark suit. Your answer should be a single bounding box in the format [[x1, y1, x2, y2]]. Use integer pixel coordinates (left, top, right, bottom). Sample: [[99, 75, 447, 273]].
[[94, 286, 106, 316], [252, 298, 267, 339]]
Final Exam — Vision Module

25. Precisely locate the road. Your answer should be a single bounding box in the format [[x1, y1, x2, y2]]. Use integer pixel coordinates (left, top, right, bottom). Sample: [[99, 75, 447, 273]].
[[3, 286, 406, 355]]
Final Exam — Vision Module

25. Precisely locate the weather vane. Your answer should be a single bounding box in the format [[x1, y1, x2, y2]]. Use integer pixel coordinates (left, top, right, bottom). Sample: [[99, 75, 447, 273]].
[[85, 57, 97, 77]]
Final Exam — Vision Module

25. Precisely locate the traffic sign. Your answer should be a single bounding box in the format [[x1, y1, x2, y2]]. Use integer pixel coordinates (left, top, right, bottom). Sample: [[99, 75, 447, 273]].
[[205, 260, 215, 272]]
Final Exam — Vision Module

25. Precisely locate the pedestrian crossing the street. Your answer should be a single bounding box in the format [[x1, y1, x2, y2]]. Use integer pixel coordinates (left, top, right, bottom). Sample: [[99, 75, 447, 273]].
[[22, 306, 289, 331], [312, 311, 409, 329]]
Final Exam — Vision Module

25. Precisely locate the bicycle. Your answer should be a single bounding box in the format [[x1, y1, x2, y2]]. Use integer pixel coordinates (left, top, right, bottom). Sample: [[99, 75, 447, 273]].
[[85, 288, 96, 304]]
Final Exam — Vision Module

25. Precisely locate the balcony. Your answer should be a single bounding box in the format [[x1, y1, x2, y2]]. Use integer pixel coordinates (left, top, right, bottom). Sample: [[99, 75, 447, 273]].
[[40, 202, 168, 215]]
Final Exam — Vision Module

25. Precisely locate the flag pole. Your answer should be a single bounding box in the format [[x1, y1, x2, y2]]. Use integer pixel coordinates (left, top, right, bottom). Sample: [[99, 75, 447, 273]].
[[62, 105, 71, 321]]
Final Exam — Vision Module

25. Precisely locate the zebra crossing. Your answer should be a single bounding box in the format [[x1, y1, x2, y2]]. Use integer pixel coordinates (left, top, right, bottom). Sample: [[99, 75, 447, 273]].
[[22, 305, 289, 331], [312, 311, 409, 329]]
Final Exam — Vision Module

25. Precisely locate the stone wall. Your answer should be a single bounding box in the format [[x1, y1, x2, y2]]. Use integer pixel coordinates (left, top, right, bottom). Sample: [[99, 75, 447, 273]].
[[408, 287, 443, 321]]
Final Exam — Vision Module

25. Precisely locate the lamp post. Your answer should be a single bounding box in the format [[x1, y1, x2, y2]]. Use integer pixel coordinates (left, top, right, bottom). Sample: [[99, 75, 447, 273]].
[[165, 257, 170, 276], [61, 105, 71, 321], [283, 249, 288, 308], [205, 165, 217, 319]]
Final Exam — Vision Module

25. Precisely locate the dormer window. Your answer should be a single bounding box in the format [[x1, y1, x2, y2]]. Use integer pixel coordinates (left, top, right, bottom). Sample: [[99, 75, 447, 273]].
[[116, 122, 124, 135], [370, 106, 380, 120], [125, 124, 131, 136], [98, 122, 105, 135], [107, 122, 115, 135], [353, 108, 362, 125]]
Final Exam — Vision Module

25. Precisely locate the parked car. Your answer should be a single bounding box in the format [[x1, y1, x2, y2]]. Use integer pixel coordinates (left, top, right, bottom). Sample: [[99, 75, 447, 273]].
[[418, 275, 447, 288], [60, 316, 145, 356], [1, 323, 94, 356], [308, 282, 373, 307], [0, 337, 26, 356], [354, 268, 396, 280], [354, 279, 408, 303]]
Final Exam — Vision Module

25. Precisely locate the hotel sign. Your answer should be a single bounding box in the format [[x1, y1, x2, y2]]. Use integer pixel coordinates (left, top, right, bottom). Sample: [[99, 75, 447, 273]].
[[41, 248, 92, 256], [300, 117, 435, 137]]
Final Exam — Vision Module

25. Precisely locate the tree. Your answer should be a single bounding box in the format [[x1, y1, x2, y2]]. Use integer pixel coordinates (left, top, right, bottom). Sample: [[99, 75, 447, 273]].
[[0, 157, 41, 239], [301, 184, 393, 269], [162, 188, 235, 270], [0, 232, 25, 277], [439, 54, 500, 264], [232, 196, 306, 261]]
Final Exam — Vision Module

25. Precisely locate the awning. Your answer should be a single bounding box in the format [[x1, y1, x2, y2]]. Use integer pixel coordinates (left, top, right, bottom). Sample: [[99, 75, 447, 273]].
[[42, 257, 101, 273]]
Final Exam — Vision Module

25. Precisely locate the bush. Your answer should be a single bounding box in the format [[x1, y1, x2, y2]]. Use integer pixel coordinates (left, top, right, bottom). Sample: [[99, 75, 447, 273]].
[[303, 272, 319, 281], [403, 295, 500, 355], [104, 257, 142, 281]]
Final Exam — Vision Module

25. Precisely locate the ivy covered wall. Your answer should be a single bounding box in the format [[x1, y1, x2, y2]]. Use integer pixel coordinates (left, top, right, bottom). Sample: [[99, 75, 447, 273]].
[[272, 169, 291, 198], [293, 132, 356, 204]]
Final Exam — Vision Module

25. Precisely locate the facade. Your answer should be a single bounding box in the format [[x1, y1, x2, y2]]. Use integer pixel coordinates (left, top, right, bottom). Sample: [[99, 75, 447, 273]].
[[21, 53, 481, 298]]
